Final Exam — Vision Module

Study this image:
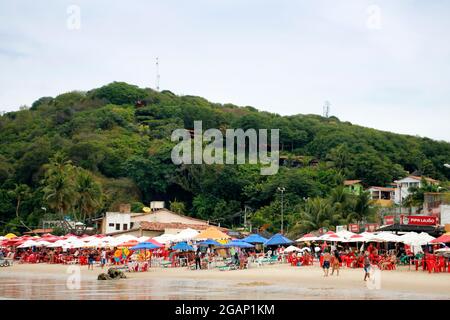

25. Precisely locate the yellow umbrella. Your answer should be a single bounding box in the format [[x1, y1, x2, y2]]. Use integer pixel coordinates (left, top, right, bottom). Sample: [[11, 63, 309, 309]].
[[194, 227, 230, 241], [4, 233, 17, 239]]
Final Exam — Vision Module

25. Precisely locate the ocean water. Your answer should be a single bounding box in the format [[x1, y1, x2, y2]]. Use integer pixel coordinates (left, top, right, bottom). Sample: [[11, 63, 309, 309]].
[[0, 272, 448, 300]]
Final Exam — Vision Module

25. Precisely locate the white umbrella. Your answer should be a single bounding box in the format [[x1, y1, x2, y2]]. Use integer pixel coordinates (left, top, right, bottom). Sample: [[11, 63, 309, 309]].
[[336, 230, 356, 240], [344, 234, 369, 243], [17, 240, 38, 248], [47, 240, 66, 248], [34, 240, 52, 247], [153, 234, 177, 244], [296, 234, 321, 242], [173, 228, 200, 242], [114, 234, 139, 243], [371, 232, 402, 243], [284, 245, 302, 253], [319, 234, 346, 242], [435, 248, 450, 257]]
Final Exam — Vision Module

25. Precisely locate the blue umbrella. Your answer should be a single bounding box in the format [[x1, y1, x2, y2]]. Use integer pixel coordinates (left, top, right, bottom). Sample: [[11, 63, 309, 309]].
[[225, 240, 255, 248], [241, 234, 268, 244], [172, 242, 194, 251], [264, 234, 294, 246], [197, 239, 222, 246], [130, 242, 160, 250]]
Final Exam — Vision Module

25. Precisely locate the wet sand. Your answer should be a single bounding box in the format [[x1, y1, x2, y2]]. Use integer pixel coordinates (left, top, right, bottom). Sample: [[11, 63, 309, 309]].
[[0, 263, 449, 300]]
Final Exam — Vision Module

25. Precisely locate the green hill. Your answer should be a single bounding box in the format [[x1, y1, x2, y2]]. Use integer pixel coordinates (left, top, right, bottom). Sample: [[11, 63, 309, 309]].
[[1, 82, 449, 235]]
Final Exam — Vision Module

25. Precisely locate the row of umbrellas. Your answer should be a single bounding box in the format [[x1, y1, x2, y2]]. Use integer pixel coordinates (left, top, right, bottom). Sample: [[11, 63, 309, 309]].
[[296, 230, 450, 246]]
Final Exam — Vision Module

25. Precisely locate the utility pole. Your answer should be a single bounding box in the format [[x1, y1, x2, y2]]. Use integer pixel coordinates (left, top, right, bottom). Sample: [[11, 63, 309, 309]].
[[277, 187, 286, 234]]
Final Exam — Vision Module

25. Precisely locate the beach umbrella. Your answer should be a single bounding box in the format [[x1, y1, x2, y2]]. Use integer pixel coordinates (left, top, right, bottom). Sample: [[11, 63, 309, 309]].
[[264, 234, 294, 246], [47, 240, 66, 248], [319, 234, 346, 242], [119, 240, 139, 247], [17, 240, 39, 248], [336, 230, 356, 240], [431, 233, 450, 244], [130, 242, 160, 250], [194, 227, 230, 241], [371, 232, 402, 243], [137, 237, 163, 247], [434, 248, 450, 257], [344, 234, 368, 243], [4, 233, 17, 239], [172, 242, 195, 251], [241, 234, 268, 244], [153, 234, 178, 244], [224, 240, 255, 248], [172, 228, 200, 242], [284, 245, 301, 253], [296, 233, 321, 242], [197, 239, 222, 246]]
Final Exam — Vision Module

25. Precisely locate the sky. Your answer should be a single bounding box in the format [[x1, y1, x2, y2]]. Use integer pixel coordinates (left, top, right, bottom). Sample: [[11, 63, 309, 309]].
[[0, 0, 449, 141]]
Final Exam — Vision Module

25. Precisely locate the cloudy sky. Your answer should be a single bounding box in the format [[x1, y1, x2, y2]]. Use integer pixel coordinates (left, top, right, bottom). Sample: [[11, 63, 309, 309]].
[[1, 0, 449, 141]]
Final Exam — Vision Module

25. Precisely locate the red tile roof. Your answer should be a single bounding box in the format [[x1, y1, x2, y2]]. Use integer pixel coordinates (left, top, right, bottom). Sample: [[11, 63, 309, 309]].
[[344, 180, 362, 186], [24, 228, 54, 235]]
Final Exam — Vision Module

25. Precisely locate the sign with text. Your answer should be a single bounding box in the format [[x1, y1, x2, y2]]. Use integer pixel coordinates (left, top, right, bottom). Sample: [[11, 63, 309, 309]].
[[348, 224, 360, 233], [401, 215, 437, 226], [364, 223, 380, 232], [383, 216, 395, 225]]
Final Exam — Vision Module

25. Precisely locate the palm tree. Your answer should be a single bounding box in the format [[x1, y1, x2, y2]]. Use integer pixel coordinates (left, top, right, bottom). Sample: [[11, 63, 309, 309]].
[[347, 191, 374, 224], [74, 170, 103, 222], [42, 152, 76, 218], [8, 184, 33, 232], [289, 198, 339, 235]]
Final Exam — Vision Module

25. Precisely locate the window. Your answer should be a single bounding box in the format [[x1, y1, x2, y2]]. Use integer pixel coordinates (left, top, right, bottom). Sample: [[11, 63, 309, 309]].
[[115, 223, 120, 231], [123, 224, 128, 231], [108, 223, 114, 227], [130, 222, 134, 229]]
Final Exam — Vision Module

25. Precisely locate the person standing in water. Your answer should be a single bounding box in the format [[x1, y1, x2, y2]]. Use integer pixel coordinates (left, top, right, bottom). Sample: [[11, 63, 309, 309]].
[[322, 249, 331, 277]]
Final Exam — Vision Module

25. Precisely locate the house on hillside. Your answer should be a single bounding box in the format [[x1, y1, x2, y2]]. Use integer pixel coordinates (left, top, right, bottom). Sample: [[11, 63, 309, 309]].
[[344, 180, 363, 195], [394, 175, 439, 205], [368, 186, 395, 207], [93, 204, 222, 237]]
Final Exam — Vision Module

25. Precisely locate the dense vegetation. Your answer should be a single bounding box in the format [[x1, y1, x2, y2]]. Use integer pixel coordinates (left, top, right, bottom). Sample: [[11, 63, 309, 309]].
[[1, 82, 449, 236]]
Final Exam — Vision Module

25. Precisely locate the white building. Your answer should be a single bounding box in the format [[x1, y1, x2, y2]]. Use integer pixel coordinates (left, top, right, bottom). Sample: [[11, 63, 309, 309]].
[[394, 176, 439, 205]]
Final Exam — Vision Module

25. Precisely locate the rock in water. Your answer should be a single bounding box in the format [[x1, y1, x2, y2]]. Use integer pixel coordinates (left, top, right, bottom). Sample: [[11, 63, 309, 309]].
[[97, 273, 112, 280], [107, 267, 126, 279]]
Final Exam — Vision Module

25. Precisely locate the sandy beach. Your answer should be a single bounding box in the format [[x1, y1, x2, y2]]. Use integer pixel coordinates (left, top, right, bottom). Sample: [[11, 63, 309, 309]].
[[1, 263, 449, 300]]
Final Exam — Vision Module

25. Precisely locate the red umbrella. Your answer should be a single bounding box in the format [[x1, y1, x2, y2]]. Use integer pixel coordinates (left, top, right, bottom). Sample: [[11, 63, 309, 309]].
[[120, 240, 139, 247], [431, 234, 450, 244], [139, 237, 163, 247]]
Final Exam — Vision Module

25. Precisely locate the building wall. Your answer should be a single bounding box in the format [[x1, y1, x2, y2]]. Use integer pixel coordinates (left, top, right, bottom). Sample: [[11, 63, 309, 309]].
[[104, 212, 131, 234], [441, 205, 450, 226], [131, 209, 209, 226], [394, 178, 422, 204]]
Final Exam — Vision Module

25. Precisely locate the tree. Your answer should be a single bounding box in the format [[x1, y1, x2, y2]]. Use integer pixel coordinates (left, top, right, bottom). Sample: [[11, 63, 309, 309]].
[[74, 170, 103, 222], [7, 184, 32, 232], [347, 191, 375, 224], [42, 153, 76, 217], [170, 199, 186, 214]]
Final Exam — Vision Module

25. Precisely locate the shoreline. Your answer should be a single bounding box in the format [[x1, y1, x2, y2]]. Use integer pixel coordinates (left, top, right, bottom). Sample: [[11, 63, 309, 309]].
[[1, 263, 449, 300]]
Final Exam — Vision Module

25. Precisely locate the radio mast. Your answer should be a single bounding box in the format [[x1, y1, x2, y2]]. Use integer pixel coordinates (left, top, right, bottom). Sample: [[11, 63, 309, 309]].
[[156, 57, 160, 91], [323, 100, 330, 118]]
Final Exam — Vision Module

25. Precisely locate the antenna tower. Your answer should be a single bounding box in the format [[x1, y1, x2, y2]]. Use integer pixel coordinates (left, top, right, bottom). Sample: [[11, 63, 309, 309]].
[[323, 101, 330, 118], [156, 57, 160, 91]]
